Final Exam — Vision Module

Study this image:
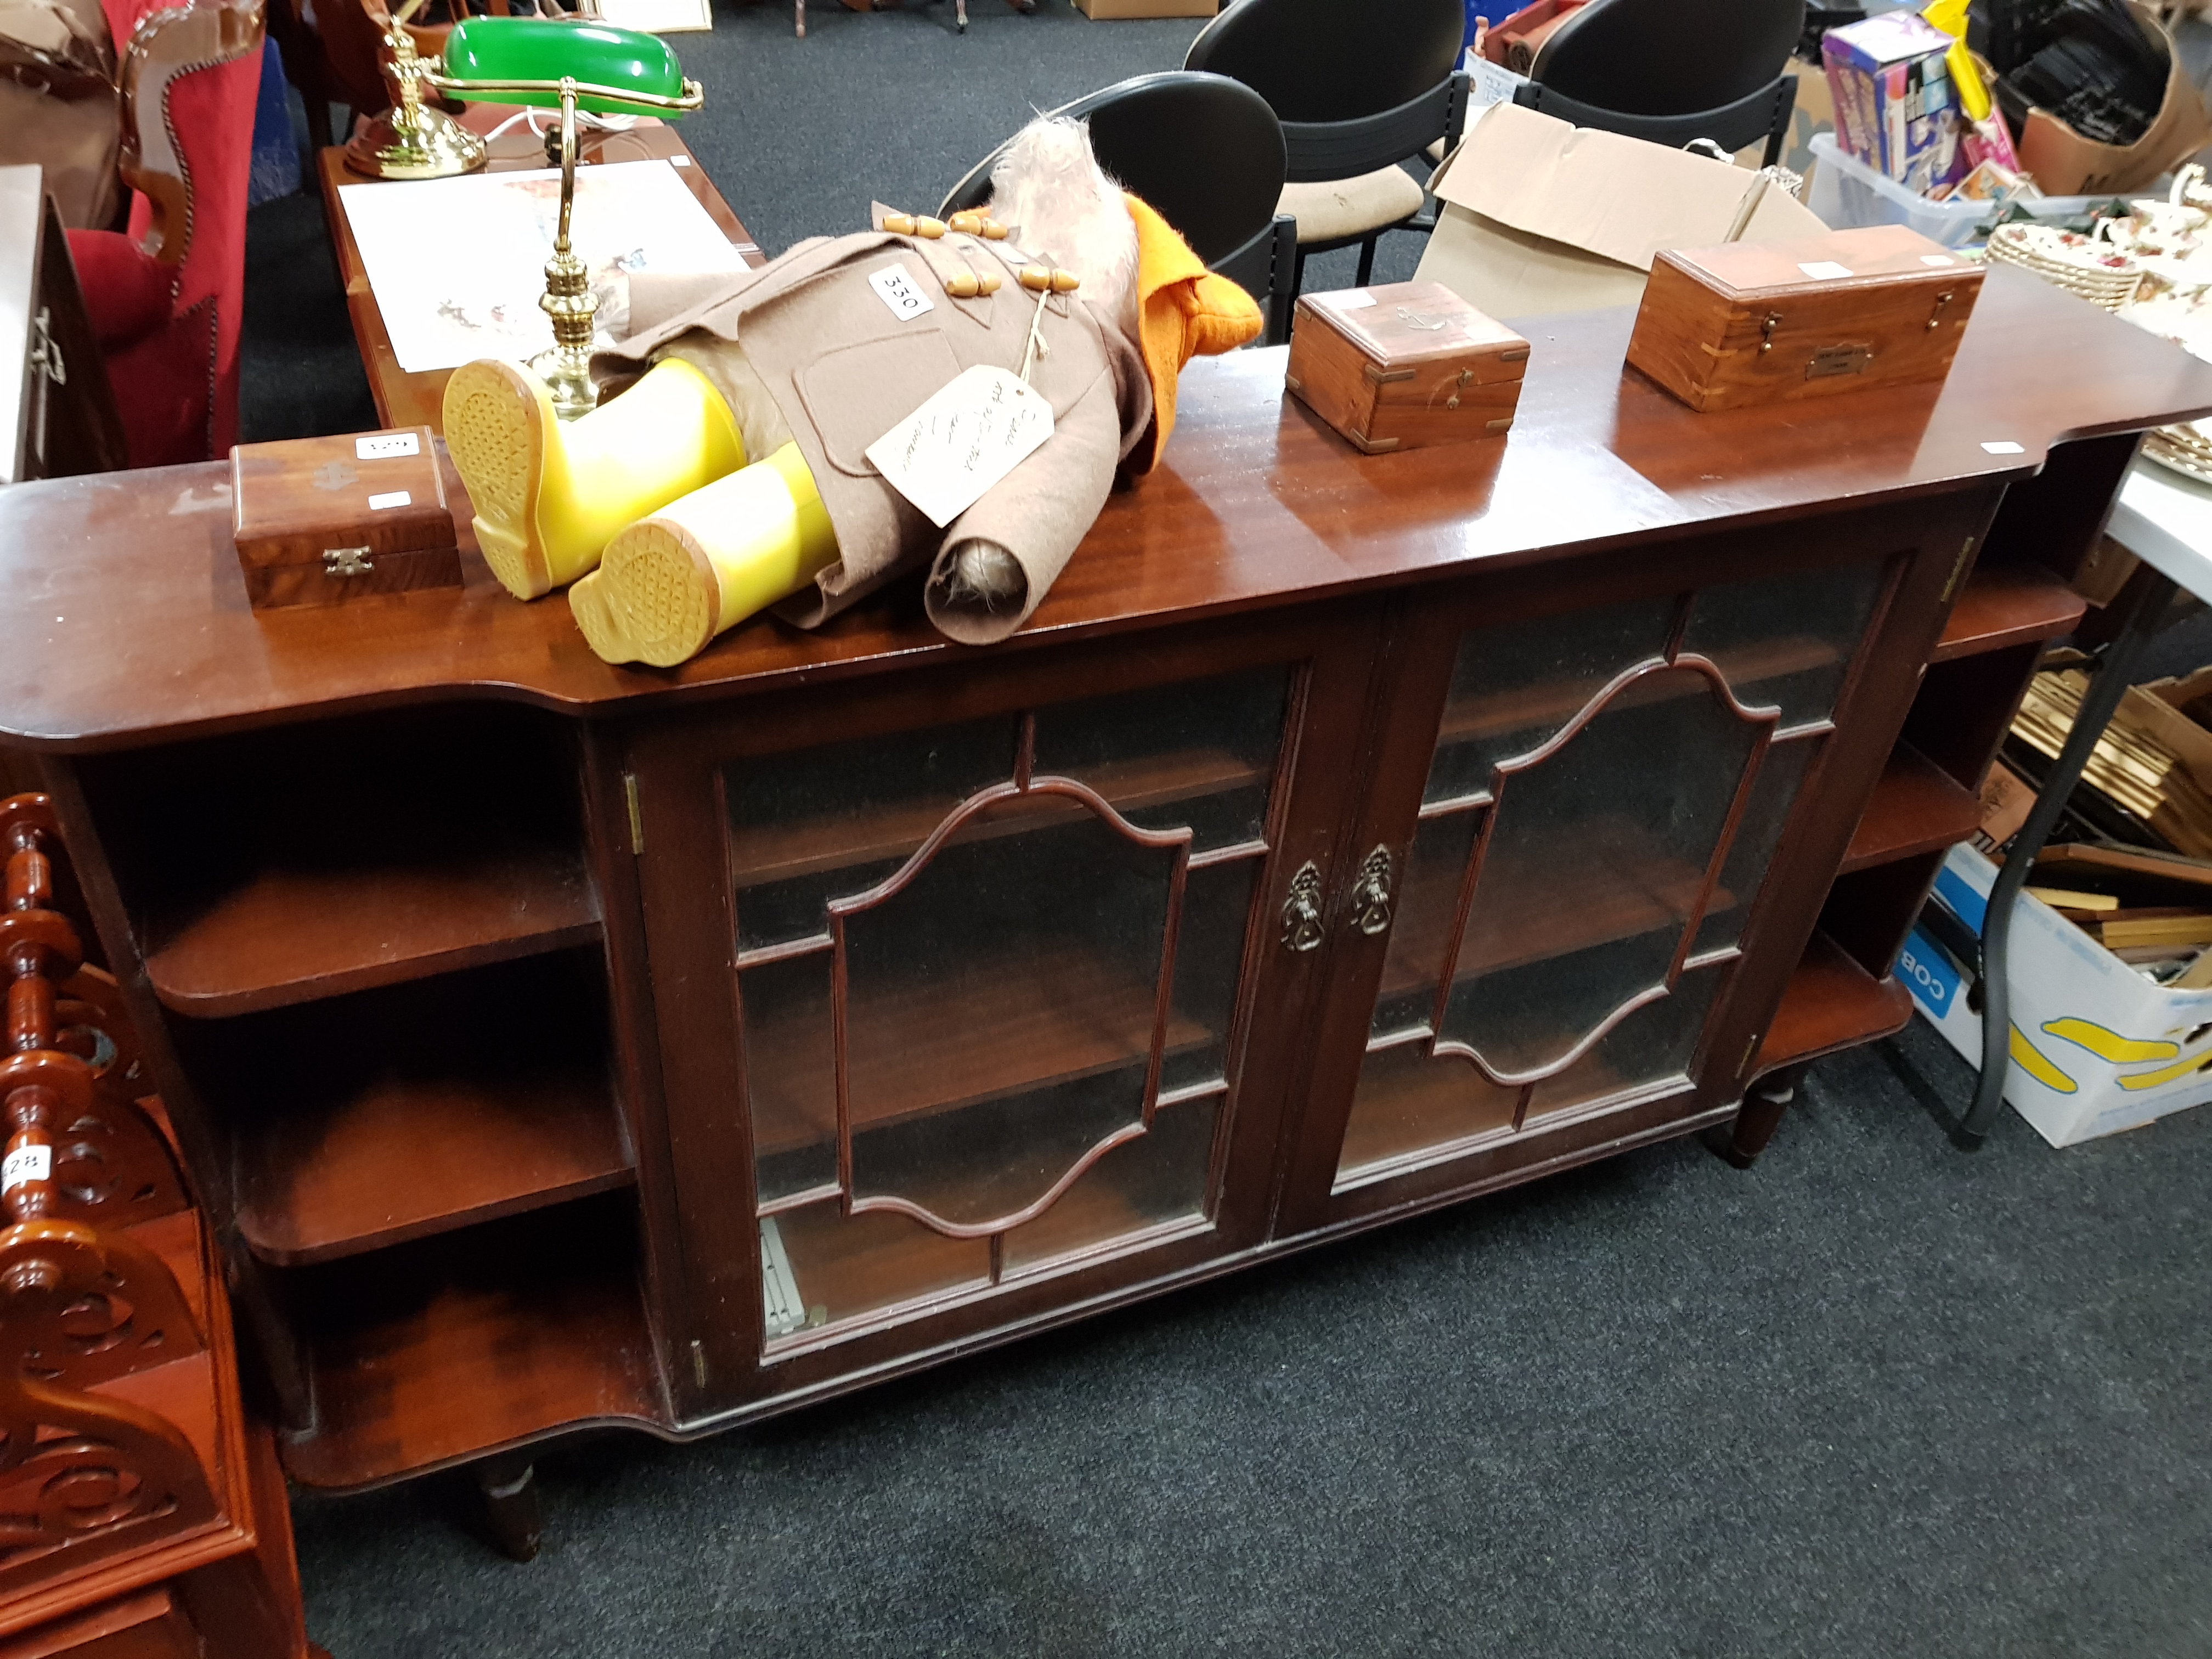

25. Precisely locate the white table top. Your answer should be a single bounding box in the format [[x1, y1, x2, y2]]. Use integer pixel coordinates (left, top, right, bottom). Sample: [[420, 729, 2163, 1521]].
[[2108, 457, 2212, 605]]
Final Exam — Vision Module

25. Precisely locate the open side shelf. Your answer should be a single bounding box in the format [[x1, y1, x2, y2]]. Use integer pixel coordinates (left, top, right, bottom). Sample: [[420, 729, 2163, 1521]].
[[174, 950, 633, 1267], [276, 1193, 662, 1490], [1841, 743, 1983, 874], [1755, 930, 1914, 1076], [144, 848, 601, 1017], [1933, 563, 2087, 662]]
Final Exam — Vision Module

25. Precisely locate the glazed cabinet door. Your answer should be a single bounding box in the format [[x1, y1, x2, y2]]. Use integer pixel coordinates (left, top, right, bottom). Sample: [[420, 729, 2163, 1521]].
[[625, 607, 1380, 1414], [1276, 509, 1961, 1235]]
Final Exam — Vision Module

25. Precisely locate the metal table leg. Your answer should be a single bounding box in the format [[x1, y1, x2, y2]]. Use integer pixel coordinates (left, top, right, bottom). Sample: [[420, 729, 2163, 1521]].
[[1961, 565, 2179, 1146]]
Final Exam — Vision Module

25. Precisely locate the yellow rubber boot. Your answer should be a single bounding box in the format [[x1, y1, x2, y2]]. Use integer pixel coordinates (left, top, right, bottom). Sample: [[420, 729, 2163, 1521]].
[[442, 357, 746, 601], [568, 443, 838, 668]]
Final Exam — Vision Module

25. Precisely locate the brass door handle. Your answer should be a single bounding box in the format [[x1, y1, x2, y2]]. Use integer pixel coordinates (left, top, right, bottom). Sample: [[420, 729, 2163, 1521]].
[[1281, 862, 1324, 953], [1349, 846, 1393, 936]]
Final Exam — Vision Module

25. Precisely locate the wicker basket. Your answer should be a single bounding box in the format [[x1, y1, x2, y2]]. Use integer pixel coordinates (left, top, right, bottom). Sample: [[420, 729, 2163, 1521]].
[[1985, 222, 2147, 311]]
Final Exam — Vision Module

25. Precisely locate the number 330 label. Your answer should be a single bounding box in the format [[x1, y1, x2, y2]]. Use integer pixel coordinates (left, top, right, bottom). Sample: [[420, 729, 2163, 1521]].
[[868, 262, 934, 322]]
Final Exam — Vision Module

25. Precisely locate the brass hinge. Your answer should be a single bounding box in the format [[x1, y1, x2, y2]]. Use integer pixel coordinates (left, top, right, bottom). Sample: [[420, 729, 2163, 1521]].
[[1940, 535, 1977, 603], [624, 771, 645, 854]]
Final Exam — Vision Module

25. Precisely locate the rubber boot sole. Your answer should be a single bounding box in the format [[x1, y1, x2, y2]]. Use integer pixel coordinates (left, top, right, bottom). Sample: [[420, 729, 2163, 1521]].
[[444, 360, 554, 600], [569, 517, 721, 668]]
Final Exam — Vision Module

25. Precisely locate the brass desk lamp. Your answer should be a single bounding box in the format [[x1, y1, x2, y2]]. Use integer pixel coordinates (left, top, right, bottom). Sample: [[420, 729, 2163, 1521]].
[[424, 16, 705, 419], [344, 0, 488, 180]]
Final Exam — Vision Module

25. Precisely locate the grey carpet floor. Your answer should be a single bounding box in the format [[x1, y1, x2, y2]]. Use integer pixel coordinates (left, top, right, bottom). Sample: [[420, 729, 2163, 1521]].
[[290, 1017, 2212, 1658], [242, 7, 2212, 1651]]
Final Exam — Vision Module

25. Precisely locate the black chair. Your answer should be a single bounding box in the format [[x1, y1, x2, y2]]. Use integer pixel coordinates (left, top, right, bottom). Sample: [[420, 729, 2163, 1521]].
[[1184, 0, 1470, 291], [1514, 0, 1805, 167], [939, 71, 1299, 347]]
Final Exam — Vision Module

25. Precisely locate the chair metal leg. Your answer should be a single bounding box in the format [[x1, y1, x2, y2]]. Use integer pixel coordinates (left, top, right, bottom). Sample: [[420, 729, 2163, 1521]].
[[795, 0, 805, 34], [1354, 235, 1377, 287], [1960, 566, 2177, 1146]]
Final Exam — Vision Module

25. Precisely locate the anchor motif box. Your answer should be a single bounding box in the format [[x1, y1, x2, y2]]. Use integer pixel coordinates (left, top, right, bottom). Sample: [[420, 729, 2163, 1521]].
[[230, 426, 461, 610], [1284, 281, 1531, 455]]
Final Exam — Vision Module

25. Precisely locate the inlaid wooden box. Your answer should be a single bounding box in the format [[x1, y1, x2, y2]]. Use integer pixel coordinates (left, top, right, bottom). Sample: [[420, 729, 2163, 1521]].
[[230, 427, 461, 610], [1284, 281, 1530, 455], [1627, 224, 1984, 413]]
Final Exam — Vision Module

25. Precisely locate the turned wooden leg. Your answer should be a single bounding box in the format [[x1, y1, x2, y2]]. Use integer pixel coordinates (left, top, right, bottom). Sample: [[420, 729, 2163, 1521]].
[[474, 1452, 541, 1562], [1721, 1063, 1808, 1169]]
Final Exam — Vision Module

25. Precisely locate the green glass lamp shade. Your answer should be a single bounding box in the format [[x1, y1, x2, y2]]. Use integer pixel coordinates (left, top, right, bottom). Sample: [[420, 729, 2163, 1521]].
[[437, 17, 692, 115]]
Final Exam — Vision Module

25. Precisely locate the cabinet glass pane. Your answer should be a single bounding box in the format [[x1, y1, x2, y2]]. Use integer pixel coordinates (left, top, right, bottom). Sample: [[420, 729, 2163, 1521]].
[[1161, 860, 1258, 1095], [1372, 809, 1481, 1041], [730, 714, 1016, 951], [1442, 664, 1760, 1081], [1002, 1098, 1217, 1275], [1337, 1042, 1520, 1181], [1423, 595, 1675, 805], [1679, 560, 1884, 727], [741, 954, 837, 1205], [1525, 965, 1725, 1120], [1033, 668, 1288, 852], [764, 1203, 991, 1340], [1692, 735, 1819, 958], [840, 806, 1176, 1229], [731, 666, 1288, 1351]]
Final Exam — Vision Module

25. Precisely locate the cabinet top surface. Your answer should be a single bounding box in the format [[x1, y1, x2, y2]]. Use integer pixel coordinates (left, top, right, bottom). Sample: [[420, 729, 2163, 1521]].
[[4, 265, 2210, 750]]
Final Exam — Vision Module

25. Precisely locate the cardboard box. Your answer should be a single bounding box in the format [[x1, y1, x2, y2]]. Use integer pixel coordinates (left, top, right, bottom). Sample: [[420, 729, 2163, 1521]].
[[1906, 843, 2212, 1146], [2015, 4, 2212, 195], [1072, 0, 1215, 16], [1821, 11, 1965, 195], [1415, 101, 1827, 319]]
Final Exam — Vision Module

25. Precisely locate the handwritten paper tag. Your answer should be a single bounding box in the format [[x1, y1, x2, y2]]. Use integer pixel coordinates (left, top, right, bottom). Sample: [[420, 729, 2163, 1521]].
[[356, 431, 421, 460], [2, 1143, 50, 1192], [869, 262, 934, 323], [865, 365, 1053, 528]]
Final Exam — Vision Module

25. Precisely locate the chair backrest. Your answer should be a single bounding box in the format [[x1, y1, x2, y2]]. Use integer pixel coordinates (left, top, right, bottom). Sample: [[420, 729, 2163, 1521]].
[[1511, 74, 1798, 167], [1183, 0, 1465, 123], [939, 70, 1286, 269], [1530, 0, 1804, 117]]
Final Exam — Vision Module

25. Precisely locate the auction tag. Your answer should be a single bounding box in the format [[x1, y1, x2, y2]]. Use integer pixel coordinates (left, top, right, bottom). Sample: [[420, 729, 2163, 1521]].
[[1798, 261, 1854, 280], [3, 1143, 50, 1192], [865, 365, 1053, 528], [869, 262, 934, 323], [366, 490, 411, 510], [356, 431, 421, 461]]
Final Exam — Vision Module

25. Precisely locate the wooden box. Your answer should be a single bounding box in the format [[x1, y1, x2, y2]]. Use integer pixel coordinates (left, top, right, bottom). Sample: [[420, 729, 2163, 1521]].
[[1627, 224, 1984, 414], [1284, 281, 1530, 455], [230, 427, 460, 610]]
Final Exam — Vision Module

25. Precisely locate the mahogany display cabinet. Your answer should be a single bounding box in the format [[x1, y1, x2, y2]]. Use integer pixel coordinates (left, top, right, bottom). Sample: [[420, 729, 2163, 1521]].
[[0, 268, 2207, 1501]]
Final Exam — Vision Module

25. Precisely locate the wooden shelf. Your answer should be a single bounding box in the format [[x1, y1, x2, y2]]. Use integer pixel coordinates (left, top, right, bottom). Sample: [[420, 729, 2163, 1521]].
[[749, 944, 1208, 1158], [1435, 635, 1841, 752], [1382, 819, 1722, 1002], [279, 1195, 662, 1490], [729, 747, 1266, 889], [234, 1061, 633, 1266], [1932, 564, 2087, 663], [1841, 743, 1983, 874], [144, 849, 601, 1017], [1754, 931, 1913, 1075]]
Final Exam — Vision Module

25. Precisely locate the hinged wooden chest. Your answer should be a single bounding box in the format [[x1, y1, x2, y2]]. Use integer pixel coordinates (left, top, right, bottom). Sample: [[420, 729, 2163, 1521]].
[[1285, 281, 1530, 454], [230, 427, 461, 610], [1627, 224, 1984, 413]]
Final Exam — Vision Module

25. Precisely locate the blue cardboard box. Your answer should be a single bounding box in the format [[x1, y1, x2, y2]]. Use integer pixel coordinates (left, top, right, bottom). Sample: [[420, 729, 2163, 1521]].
[[1821, 12, 1966, 196]]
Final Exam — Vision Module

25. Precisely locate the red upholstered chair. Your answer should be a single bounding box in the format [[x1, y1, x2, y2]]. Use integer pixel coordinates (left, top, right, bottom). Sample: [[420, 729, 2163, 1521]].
[[65, 0, 263, 469]]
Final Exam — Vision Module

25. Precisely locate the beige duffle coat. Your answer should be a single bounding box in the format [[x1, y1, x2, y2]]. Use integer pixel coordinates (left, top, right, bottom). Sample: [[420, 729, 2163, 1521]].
[[606, 225, 1152, 645]]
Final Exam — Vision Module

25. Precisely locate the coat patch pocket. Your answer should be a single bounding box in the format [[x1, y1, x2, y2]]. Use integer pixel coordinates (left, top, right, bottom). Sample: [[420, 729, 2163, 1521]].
[[795, 328, 964, 476]]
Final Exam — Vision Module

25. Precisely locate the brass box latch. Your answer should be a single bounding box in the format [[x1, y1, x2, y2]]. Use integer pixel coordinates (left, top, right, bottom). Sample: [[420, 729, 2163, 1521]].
[[323, 546, 375, 577]]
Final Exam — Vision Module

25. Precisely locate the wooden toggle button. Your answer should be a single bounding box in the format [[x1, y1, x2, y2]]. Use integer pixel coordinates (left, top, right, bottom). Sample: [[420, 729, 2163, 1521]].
[[1019, 265, 1080, 294], [946, 272, 979, 298], [882, 212, 917, 234]]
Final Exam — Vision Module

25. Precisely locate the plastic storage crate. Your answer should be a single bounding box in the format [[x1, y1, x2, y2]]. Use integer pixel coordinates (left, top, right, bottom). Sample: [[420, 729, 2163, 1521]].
[[1808, 131, 2125, 245]]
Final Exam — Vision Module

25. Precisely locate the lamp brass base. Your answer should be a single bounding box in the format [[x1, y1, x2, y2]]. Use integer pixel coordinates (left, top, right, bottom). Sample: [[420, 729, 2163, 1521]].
[[528, 342, 599, 421], [342, 106, 488, 180]]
